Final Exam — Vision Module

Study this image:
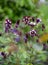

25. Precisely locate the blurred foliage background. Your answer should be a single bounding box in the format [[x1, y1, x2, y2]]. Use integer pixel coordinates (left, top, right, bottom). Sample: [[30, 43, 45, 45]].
[[0, 0, 43, 23], [0, 0, 48, 23]]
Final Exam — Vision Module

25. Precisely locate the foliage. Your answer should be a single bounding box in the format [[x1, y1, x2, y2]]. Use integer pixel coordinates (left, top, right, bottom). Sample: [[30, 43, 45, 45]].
[[0, 0, 40, 23]]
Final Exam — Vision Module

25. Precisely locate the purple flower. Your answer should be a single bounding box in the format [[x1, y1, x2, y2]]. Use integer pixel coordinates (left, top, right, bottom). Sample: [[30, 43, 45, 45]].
[[11, 29, 17, 33], [14, 37, 20, 42], [28, 22, 36, 27], [5, 19, 12, 28], [1, 52, 6, 59], [29, 30, 37, 37], [5, 19, 12, 25], [1, 52, 5, 56], [5, 27, 9, 33], [36, 18, 41, 23], [11, 28, 18, 35], [22, 16, 30, 24], [11, 28, 22, 36]]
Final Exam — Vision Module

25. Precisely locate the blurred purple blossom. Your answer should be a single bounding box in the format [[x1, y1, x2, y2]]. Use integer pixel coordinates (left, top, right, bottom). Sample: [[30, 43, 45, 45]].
[[22, 16, 30, 24], [1, 52, 6, 59], [14, 37, 20, 42], [29, 29, 37, 37], [5, 19, 12, 24], [11, 28, 22, 36], [28, 22, 36, 27], [36, 18, 42, 23]]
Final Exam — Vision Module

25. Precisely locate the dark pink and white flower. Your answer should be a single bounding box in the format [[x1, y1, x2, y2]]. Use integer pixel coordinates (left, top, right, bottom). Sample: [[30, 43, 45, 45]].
[[28, 22, 36, 27], [22, 16, 30, 24], [29, 29, 37, 37], [5, 19, 12, 33], [36, 18, 42, 23]]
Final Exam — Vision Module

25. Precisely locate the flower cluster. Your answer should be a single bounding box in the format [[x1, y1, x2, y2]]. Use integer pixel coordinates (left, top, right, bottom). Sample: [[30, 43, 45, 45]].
[[4, 17, 45, 43]]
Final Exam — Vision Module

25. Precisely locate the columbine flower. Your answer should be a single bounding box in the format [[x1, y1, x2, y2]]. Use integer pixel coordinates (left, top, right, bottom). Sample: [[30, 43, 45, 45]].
[[1, 52, 5, 56], [28, 22, 36, 27], [5, 19, 12, 29], [36, 18, 42, 23], [29, 29, 37, 37], [5, 27, 9, 33], [1, 52, 6, 59], [5, 19, 12, 33], [22, 16, 30, 24], [15, 20, 20, 28], [11, 28, 18, 35], [5, 19, 11, 24]]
